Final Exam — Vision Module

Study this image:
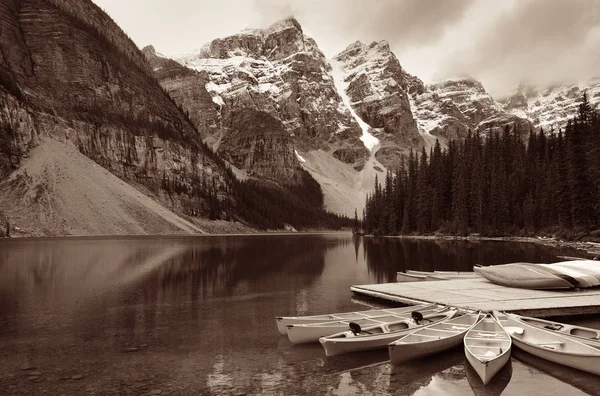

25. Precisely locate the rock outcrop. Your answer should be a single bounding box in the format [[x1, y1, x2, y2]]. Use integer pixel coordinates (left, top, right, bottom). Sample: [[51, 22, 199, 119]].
[[219, 109, 303, 184], [333, 41, 422, 146], [408, 78, 532, 142], [0, 0, 234, 232]]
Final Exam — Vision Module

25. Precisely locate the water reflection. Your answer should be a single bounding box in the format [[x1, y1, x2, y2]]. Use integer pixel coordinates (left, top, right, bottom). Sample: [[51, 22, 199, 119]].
[[390, 347, 465, 394], [0, 234, 593, 395], [512, 348, 600, 395], [362, 237, 587, 282]]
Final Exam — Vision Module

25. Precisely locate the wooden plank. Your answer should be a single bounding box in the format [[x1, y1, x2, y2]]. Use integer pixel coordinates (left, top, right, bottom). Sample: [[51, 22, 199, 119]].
[[351, 278, 600, 317]]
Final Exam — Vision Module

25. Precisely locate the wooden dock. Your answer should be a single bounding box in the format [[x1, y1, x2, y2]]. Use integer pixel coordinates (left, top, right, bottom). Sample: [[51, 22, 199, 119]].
[[351, 278, 600, 317]]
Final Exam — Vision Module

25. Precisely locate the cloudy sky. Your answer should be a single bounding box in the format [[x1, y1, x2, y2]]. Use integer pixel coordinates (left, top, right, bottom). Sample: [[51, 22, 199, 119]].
[[92, 0, 600, 97]]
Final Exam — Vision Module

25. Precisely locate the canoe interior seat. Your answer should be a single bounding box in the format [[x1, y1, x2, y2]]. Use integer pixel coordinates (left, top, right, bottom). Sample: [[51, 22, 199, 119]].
[[570, 328, 600, 339], [388, 323, 409, 331]]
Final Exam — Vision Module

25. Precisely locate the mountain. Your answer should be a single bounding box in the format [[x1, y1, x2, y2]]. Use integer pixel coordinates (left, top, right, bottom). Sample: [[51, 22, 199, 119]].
[[173, 18, 368, 169], [501, 79, 600, 130], [147, 19, 534, 217], [146, 18, 382, 217], [332, 41, 532, 150], [331, 40, 425, 167], [0, 0, 247, 235]]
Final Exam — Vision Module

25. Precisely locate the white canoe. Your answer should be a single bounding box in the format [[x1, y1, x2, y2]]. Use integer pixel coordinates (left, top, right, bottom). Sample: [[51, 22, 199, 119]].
[[388, 312, 484, 365], [398, 271, 478, 282], [474, 263, 575, 290], [319, 309, 458, 357], [287, 305, 447, 344], [396, 272, 427, 282], [502, 312, 600, 347], [464, 314, 511, 385], [275, 303, 434, 335], [494, 311, 600, 375]]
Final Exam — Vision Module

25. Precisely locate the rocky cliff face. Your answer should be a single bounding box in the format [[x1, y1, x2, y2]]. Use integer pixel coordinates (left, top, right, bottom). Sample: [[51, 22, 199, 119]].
[[219, 109, 303, 184], [0, 0, 234, 227], [330, 41, 532, 167], [331, 41, 425, 167], [332, 41, 422, 144], [409, 78, 532, 141], [501, 79, 600, 130], [174, 17, 368, 171]]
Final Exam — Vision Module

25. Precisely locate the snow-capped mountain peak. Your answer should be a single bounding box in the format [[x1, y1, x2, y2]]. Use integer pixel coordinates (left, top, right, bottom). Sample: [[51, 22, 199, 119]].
[[501, 79, 600, 130]]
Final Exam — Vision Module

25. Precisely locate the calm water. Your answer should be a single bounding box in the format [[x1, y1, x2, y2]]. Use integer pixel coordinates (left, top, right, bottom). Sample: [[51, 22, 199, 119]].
[[0, 233, 599, 395]]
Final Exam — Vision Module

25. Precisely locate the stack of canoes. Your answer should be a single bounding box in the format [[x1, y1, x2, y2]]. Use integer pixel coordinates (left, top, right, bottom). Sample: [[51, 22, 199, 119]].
[[396, 270, 480, 282], [276, 302, 441, 335], [287, 304, 447, 344], [474, 260, 600, 289], [318, 308, 458, 356], [276, 301, 600, 385]]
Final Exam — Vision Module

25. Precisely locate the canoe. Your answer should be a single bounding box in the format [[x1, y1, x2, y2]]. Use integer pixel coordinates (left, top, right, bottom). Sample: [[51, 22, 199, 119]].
[[427, 274, 478, 281], [501, 312, 600, 347], [406, 270, 478, 277], [388, 311, 484, 365], [473, 263, 575, 289], [494, 311, 600, 376], [398, 270, 478, 282], [319, 309, 458, 357], [275, 303, 435, 335], [287, 305, 448, 344], [396, 272, 427, 282], [464, 314, 511, 385], [544, 260, 600, 287]]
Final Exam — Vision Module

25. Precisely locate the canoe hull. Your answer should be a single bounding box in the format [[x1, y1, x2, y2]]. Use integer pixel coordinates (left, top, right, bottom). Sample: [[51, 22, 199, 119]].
[[474, 264, 574, 290], [396, 272, 426, 282], [511, 337, 600, 375], [496, 312, 600, 376], [288, 324, 348, 344], [321, 331, 413, 357], [320, 310, 457, 356], [463, 315, 511, 385], [287, 306, 445, 344], [465, 346, 510, 385], [276, 304, 433, 335], [389, 332, 464, 365]]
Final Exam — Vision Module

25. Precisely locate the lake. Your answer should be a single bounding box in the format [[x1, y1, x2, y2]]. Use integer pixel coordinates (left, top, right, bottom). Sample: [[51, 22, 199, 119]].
[[0, 233, 599, 395]]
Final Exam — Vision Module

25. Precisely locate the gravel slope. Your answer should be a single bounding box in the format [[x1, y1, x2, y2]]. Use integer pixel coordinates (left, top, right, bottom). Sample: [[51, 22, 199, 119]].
[[0, 138, 204, 236]]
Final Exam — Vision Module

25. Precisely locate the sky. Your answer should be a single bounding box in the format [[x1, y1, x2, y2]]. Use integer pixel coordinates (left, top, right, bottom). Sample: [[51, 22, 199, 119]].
[[92, 0, 600, 97]]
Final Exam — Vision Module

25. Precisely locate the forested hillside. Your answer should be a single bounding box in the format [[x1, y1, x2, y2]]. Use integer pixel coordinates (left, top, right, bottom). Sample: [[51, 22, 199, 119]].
[[363, 94, 600, 238]]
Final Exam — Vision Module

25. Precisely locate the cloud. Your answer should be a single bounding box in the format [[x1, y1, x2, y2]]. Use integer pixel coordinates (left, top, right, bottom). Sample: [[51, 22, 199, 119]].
[[251, 0, 475, 55], [436, 0, 600, 96], [92, 0, 600, 98]]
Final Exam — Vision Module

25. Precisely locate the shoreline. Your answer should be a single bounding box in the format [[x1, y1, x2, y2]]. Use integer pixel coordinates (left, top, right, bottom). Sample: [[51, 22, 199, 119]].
[[371, 234, 600, 258], [0, 229, 353, 242]]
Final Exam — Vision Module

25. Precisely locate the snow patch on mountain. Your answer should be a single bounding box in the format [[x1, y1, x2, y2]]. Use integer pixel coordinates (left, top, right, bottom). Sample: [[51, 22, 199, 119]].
[[502, 79, 600, 130], [329, 58, 379, 151], [408, 96, 439, 149]]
